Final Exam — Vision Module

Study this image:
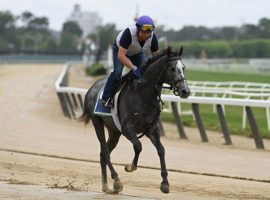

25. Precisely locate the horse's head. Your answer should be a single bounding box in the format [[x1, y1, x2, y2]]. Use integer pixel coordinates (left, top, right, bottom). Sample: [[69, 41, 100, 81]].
[[141, 46, 190, 98], [163, 46, 190, 98]]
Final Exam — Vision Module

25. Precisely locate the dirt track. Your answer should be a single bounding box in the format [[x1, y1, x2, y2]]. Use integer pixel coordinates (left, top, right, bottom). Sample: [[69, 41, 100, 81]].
[[0, 63, 270, 200]]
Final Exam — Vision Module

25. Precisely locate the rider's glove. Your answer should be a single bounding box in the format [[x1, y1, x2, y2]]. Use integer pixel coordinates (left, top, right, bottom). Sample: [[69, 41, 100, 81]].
[[132, 66, 142, 79]]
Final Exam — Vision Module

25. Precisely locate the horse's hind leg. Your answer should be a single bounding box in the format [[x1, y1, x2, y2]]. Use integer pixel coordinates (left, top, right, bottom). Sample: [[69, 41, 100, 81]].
[[107, 129, 123, 192], [146, 126, 169, 193], [92, 118, 121, 193]]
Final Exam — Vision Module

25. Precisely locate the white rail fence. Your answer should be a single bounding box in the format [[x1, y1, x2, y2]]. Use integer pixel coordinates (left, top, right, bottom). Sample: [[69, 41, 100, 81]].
[[55, 63, 270, 149], [162, 81, 270, 131]]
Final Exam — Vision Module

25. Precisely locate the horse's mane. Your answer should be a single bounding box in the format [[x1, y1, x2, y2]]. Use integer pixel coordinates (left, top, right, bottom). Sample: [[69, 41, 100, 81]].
[[141, 46, 176, 73]]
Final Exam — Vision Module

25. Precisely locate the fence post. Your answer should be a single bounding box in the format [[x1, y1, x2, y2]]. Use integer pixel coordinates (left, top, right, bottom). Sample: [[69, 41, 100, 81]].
[[216, 104, 232, 145], [64, 93, 75, 119], [245, 106, 264, 149], [57, 93, 70, 117], [171, 102, 188, 139], [191, 103, 208, 142], [77, 94, 84, 109], [71, 93, 79, 110]]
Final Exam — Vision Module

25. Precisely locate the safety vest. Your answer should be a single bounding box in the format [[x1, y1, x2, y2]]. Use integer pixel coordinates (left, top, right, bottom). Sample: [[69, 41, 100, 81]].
[[116, 26, 153, 56]]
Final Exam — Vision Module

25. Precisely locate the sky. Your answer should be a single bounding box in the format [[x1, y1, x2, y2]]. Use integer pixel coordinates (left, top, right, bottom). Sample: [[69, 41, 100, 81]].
[[1, 0, 270, 31]]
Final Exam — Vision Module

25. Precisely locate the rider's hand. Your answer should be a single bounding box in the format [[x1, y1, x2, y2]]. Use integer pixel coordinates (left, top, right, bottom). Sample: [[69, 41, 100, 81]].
[[132, 66, 142, 79]]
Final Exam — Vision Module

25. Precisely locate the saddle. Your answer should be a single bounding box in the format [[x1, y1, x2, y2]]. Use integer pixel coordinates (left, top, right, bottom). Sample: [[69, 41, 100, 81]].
[[93, 71, 138, 131], [116, 71, 138, 93]]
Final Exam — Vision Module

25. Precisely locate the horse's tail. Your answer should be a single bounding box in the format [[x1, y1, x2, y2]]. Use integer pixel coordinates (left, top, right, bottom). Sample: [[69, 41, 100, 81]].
[[77, 108, 91, 126], [77, 88, 92, 126], [77, 79, 104, 126]]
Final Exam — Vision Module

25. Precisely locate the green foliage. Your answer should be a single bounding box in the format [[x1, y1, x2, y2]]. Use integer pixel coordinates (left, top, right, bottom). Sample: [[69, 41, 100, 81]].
[[258, 18, 270, 38], [62, 21, 82, 37], [58, 21, 82, 51], [186, 69, 270, 83], [85, 63, 107, 76], [0, 35, 9, 50], [0, 10, 82, 53], [157, 18, 270, 41], [0, 11, 15, 32], [0, 11, 17, 50], [59, 32, 77, 50], [171, 39, 270, 58], [1, 9, 270, 57], [88, 23, 118, 62]]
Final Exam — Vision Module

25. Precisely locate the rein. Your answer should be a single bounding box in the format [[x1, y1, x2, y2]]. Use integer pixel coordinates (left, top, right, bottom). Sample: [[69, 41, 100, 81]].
[[137, 79, 164, 109]]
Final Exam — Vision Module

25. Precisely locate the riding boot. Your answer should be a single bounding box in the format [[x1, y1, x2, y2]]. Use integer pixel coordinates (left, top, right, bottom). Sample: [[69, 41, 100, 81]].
[[102, 72, 120, 106]]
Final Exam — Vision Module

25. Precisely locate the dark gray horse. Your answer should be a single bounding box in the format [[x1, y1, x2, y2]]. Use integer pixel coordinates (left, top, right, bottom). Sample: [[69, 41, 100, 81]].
[[79, 46, 190, 194]]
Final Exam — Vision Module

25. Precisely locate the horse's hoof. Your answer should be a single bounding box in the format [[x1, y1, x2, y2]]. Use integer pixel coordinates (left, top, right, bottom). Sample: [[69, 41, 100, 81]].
[[125, 164, 137, 172], [105, 190, 119, 194], [102, 186, 112, 194], [113, 179, 123, 193], [160, 181, 170, 193]]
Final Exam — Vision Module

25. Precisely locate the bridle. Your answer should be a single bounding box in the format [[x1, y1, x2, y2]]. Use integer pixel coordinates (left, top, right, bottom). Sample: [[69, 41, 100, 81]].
[[163, 56, 186, 96], [137, 55, 186, 107], [138, 56, 186, 97]]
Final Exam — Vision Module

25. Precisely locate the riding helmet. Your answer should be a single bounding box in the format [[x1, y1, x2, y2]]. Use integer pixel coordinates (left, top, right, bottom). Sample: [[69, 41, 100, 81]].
[[136, 15, 155, 32]]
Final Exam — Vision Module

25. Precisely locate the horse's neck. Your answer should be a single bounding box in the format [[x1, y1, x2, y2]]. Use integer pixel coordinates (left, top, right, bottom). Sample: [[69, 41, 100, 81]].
[[143, 57, 166, 86]]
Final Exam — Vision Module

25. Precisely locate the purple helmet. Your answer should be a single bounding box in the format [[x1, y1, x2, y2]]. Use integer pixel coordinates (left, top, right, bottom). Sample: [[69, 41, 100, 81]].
[[136, 15, 155, 32]]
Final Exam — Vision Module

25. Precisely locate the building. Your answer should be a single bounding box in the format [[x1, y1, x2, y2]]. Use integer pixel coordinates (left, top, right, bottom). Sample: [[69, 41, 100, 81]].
[[68, 4, 102, 38]]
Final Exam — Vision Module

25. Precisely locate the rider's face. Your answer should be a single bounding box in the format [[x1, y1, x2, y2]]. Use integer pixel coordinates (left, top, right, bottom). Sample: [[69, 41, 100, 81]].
[[137, 30, 152, 41]]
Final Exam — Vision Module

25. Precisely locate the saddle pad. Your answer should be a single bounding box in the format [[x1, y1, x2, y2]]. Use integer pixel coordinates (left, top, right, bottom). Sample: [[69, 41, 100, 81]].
[[93, 89, 122, 132], [94, 90, 112, 116]]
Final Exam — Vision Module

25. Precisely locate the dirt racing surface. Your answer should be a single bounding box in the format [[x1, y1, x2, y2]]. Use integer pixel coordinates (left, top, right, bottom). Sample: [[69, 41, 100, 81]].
[[0, 63, 270, 200]]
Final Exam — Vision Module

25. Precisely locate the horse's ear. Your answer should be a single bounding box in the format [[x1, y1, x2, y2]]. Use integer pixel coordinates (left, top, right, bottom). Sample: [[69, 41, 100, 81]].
[[178, 46, 183, 57], [167, 46, 172, 57]]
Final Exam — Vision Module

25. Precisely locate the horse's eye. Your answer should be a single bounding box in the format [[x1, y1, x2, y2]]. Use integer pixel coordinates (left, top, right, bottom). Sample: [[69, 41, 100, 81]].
[[170, 67, 176, 72]]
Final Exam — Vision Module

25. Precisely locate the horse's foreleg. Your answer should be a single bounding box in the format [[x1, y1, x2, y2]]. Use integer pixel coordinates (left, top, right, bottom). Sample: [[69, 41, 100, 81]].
[[146, 127, 170, 193], [123, 128, 142, 172]]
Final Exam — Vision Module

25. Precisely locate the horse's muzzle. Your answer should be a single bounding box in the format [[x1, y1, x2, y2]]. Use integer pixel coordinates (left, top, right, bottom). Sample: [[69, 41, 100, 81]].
[[180, 87, 190, 98]]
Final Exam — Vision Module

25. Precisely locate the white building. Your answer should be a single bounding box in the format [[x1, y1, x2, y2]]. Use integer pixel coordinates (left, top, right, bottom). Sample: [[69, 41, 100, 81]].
[[68, 4, 102, 38]]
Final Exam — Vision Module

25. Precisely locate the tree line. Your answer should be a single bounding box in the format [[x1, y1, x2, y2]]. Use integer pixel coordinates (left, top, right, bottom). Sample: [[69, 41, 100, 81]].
[[1, 10, 270, 58], [156, 18, 270, 58], [156, 18, 270, 41], [0, 10, 83, 54]]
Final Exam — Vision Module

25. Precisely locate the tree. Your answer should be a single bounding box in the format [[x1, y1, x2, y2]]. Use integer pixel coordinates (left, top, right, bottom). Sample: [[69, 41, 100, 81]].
[[17, 11, 56, 52], [20, 11, 34, 27], [258, 18, 270, 38], [0, 11, 15, 32], [0, 11, 17, 50], [59, 21, 82, 51], [240, 24, 260, 39], [62, 21, 82, 37], [88, 23, 118, 62], [217, 26, 239, 40], [28, 17, 49, 30]]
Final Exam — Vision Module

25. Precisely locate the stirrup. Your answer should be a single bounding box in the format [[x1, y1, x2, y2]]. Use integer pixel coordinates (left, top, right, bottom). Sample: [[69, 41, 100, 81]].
[[102, 98, 113, 108]]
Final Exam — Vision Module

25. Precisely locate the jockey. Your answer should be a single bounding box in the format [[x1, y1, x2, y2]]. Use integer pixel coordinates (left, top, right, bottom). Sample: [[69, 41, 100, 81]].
[[102, 15, 160, 108]]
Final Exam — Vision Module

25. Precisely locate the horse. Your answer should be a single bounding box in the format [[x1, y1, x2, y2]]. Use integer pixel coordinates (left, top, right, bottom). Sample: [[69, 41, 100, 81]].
[[79, 46, 190, 194]]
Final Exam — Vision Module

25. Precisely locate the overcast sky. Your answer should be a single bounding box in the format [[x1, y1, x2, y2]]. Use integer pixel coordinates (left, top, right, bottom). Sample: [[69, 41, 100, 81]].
[[1, 0, 270, 31]]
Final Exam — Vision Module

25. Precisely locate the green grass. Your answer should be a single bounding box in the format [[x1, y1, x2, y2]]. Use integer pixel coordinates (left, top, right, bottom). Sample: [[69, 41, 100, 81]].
[[161, 69, 270, 139], [186, 69, 270, 83]]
